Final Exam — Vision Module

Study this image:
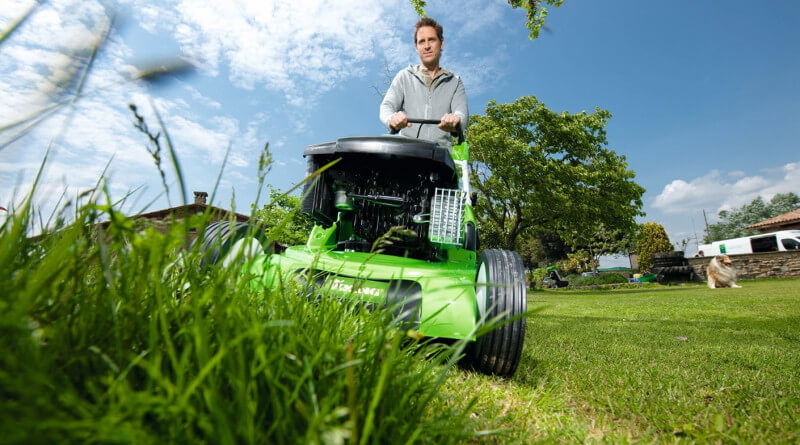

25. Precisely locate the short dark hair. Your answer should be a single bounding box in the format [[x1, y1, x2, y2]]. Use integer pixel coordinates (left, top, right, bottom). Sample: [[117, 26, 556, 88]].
[[414, 17, 443, 44]]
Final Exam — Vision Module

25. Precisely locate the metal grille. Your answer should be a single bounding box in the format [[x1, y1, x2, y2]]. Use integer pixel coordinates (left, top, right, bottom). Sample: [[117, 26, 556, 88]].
[[429, 188, 466, 245]]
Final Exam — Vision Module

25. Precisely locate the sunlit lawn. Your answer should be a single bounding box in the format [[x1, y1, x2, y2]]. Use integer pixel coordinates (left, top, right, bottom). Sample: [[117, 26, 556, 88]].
[[443, 279, 800, 443], [6, 201, 799, 443]]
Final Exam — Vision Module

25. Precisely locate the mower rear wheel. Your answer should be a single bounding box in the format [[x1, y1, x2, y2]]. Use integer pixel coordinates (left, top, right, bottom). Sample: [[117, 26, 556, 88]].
[[464, 222, 478, 251], [197, 221, 270, 269], [468, 249, 527, 377]]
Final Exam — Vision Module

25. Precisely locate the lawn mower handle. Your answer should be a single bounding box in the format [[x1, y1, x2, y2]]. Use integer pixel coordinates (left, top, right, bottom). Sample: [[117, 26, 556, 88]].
[[390, 117, 465, 144]]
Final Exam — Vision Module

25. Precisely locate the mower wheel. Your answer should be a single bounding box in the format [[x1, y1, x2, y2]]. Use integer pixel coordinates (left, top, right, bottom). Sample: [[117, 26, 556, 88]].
[[469, 249, 527, 377], [464, 222, 478, 251], [196, 221, 270, 269]]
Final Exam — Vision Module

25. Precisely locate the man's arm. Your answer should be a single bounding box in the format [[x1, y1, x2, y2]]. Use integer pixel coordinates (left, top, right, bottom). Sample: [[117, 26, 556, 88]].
[[438, 76, 468, 133], [380, 72, 405, 129], [450, 76, 468, 130]]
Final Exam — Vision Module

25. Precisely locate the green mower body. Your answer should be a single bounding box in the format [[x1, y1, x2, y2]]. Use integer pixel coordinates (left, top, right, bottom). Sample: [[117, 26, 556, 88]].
[[201, 121, 527, 376], [248, 220, 480, 340], [248, 135, 480, 340]]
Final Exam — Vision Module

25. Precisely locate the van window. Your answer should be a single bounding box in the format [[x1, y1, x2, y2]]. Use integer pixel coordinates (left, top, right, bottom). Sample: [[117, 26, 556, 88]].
[[781, 238, 800, 250], [751, 236, 778, 253]]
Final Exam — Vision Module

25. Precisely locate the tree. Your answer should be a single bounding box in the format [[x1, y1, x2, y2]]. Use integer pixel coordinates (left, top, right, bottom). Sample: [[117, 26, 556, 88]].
[[516, 230, 571, 269], [468, 96, 644, 254], [253, 187, 314, 246], [636, 222, 672, 271], [579, 224, 637, 271], [555, 250, 595, 275], [409, 0, 564, 40], [704, 192, 800, 242]]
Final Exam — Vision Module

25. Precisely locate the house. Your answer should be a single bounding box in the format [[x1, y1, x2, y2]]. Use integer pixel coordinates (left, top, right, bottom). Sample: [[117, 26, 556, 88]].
[[745, 207, 800, 233], [99, 191, 249, 241]]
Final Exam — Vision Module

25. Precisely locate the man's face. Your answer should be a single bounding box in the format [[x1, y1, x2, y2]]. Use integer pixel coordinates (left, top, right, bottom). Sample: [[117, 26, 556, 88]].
[[415, 26, 442, 66]]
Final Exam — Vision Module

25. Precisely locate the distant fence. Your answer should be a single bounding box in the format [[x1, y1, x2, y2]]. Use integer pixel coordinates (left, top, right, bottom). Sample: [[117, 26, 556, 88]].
[[687, 251, 800, 280]]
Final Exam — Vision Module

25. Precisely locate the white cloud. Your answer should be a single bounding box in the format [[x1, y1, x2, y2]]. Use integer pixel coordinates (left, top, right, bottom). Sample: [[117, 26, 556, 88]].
[[652, 162, 800, 216], [649, 161, 800, 254], [651, 171, 725, 214], [164, 114, 235, 164], [425, 0, 507, 36], [0, 1, 35, 27], [446, 48, 509, 96], [730, 175, 769, 195], [183, 83, 221, 109], [2, 0, 518, 226], [728, 170, 745, 178], [0, 0, 271, 222], [128, 0, 413, 107], [124, 0, 510, 120]]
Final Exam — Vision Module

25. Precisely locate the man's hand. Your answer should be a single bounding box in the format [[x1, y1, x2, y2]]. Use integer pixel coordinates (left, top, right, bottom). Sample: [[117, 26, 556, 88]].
[[438, 113, 461, 133], [388, 112, 410, 131]]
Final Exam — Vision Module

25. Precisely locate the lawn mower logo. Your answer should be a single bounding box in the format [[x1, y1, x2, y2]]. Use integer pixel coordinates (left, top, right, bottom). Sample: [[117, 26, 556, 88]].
[[323, 276, 389, 303]]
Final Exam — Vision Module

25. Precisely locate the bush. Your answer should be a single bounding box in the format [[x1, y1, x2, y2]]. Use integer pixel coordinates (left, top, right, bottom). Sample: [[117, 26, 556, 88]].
[[253, 186, 314, 246], [568, 273, 629, 288], [554, 251, 597, 275], [636, 222, 672, 271], [529, 267, 549, 289]]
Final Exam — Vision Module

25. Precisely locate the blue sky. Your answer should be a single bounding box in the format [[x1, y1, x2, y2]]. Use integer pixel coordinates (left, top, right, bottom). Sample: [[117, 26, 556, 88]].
[[1, 0, 798, 261]]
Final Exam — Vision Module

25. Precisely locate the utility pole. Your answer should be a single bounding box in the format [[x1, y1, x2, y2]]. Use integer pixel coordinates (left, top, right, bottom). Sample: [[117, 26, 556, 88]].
[[702, 209, 710, 234]]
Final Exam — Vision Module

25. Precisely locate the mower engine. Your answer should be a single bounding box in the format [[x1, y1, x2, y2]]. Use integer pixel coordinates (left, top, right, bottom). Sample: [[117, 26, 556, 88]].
[[301, 136, 459, 258]]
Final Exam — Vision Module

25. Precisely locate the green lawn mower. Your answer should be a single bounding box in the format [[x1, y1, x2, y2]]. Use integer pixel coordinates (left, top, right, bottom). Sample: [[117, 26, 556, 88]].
[[199, 119, 527, 377]]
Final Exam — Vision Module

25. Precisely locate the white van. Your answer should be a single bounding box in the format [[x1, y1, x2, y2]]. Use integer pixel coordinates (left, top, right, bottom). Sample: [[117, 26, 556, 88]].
[[699, 230, 800, 256]]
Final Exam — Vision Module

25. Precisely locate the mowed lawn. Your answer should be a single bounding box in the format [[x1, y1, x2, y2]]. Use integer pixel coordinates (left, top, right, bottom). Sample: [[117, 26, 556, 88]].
[[442, 279, 800, 443]]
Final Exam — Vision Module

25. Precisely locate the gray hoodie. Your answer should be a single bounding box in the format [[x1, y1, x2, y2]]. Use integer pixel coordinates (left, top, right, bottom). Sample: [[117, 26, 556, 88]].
[[379, 65, 468, 148]]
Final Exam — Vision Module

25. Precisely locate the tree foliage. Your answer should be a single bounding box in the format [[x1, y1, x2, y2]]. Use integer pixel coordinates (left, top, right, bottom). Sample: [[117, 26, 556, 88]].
[[579, 224, 637, 270], [704, 193, 800, 242], [636, 222, 672, 271], [555, 250, 595, 275], [468, 95, 644, 255], [507, 0, 565, 39], [253, 187, 314, 246], [515, 230, 570, 269], [517, 227, 635, 272], [409, 0, 564, 39]]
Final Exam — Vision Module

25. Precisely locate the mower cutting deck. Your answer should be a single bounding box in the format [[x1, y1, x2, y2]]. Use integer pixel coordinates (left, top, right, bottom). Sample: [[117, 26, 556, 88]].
[[198, 120, 527, 377]]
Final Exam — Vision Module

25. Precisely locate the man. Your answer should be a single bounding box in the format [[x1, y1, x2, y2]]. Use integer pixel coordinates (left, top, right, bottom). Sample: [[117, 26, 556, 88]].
[[379, 17, 468, 148]]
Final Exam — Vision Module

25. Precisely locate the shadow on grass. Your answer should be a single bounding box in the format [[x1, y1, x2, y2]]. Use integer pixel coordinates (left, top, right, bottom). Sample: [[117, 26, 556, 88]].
[[539, 284, 707, 291], [532, 313, 800, 332], [595, 286, 706, 295], [513, 315, 800, 392], [513, 355, 546, 385], [535, 278, 800, 297]]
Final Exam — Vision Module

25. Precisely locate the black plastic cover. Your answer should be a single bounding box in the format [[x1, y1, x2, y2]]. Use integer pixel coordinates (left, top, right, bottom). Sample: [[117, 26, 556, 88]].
[[304, 135, 455, 172]]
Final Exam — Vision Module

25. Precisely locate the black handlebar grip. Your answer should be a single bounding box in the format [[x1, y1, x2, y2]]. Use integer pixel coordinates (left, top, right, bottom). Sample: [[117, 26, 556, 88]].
[[389, 117, 464, 144]]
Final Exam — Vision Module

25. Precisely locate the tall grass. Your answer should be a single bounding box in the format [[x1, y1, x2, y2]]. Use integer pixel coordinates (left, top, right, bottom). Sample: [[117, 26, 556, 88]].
[[0, 193, 478, 444], [0, 6, 484, 442]]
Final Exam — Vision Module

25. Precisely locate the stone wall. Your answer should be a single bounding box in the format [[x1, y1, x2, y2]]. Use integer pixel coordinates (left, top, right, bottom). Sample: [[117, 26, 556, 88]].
[[687, 251, 800, 280]]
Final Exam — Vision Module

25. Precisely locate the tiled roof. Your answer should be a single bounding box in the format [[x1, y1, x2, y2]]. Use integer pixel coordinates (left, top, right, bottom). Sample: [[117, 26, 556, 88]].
[[95, 203, 249, 230], [746, 208, 800, 230], [134, 203, 249, 222]]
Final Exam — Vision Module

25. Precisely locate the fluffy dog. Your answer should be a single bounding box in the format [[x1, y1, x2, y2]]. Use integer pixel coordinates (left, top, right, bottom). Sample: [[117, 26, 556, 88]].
[[707, 254, 741, 288]]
